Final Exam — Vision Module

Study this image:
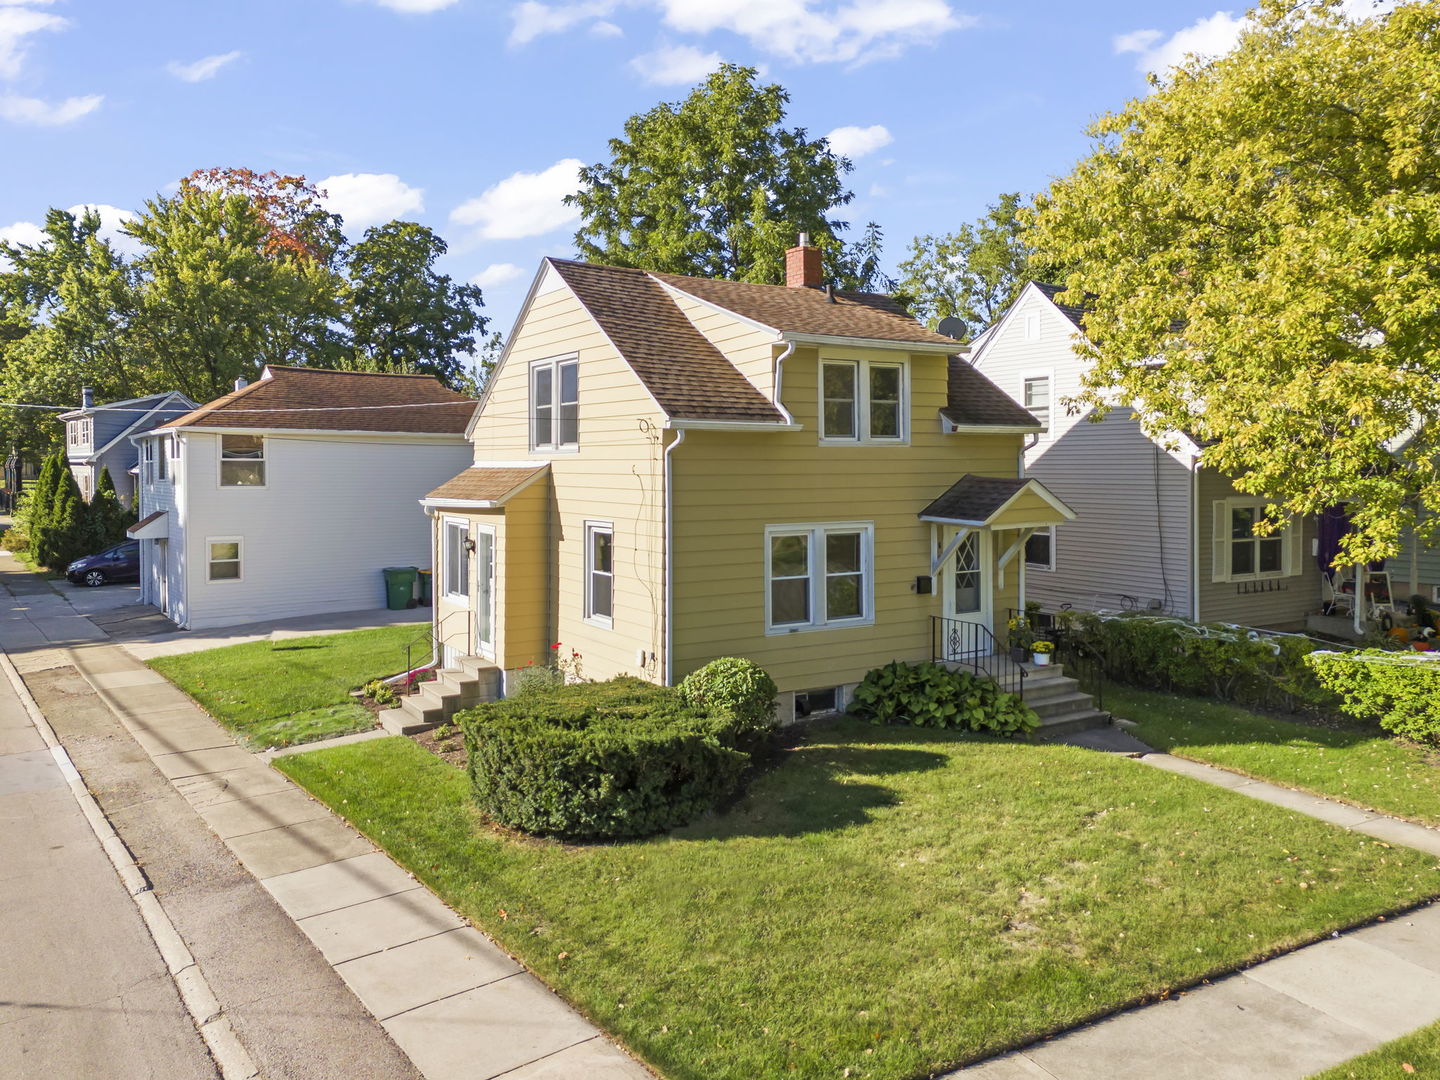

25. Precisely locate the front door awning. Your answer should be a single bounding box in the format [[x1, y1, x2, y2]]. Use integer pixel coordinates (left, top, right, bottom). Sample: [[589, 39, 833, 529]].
[[918, 474, 1076, 529], [128, 510, 169, 539]]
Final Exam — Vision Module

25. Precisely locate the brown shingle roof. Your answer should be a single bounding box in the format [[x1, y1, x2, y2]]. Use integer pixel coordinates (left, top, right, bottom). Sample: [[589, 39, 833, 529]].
[[919, 475, 1032, 524], [425, 465, 547, 504], [547, 260, 783, 423], [653, 271, 962, 348], [158, 367, 477, 434], [942, 358, 1042, 429]]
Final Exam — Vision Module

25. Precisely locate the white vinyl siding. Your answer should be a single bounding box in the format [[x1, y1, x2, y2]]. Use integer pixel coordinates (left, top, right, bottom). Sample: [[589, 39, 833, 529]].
[[819, 359, 906, 443], [530, 356, 578, 451], [219, 434, 265, 487], [765, 522, 874, 633], [584, 521, 614, 628]]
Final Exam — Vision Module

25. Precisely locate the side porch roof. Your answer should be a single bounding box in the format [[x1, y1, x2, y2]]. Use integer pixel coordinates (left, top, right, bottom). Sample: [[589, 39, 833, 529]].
[[421, 464, 549, 510], [918, 474, 1076, 529]]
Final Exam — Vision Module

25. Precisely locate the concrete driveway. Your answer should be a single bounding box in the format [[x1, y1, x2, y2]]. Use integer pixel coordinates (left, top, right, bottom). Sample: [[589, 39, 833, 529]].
[[55, 578, 142, 616]]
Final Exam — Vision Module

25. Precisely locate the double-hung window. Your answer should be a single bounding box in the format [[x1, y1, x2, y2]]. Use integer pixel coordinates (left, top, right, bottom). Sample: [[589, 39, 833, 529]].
[[765, 523, 874, 632], [1212, 499, 1296, 582], [442, 518, 470, 601], [157, 435, 170, 482], [531, 356, 579, 451], [219, 434, 265, 487], [584, 522, 614, 627], [1024, 527, 1055, 571], [207, 538, 241, 582], [820, 360, 905, 443], [1023, 376, 1051, 432]]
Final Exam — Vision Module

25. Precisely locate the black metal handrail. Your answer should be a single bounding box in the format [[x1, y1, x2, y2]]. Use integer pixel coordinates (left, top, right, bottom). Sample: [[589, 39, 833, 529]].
[[931, 615, 1027, 698], [401, 608, 470, 695], [1006, 606, 1107, 710]]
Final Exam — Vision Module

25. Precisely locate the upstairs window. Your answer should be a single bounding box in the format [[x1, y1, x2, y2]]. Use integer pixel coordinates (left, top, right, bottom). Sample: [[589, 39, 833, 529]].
[[531, 356, 579, 451], [1023, 376, 1051, 432], [157, 435, 170, 482], [820, 360, 905, 443], [220, 435, 265, 487]]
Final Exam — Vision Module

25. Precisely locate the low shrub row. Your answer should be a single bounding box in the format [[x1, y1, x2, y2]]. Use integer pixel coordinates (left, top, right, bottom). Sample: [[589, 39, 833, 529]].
[[850, 660, 1037, 736], [458, 658, 777, 840], [1063, 611, 1340, 715], [1308, 650, 1440, 744]]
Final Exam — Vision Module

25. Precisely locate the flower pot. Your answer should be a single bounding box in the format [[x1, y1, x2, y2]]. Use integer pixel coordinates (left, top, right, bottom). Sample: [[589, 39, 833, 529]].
[[1031, 652, 1052, 666], [1009, 646, 1028, 663]]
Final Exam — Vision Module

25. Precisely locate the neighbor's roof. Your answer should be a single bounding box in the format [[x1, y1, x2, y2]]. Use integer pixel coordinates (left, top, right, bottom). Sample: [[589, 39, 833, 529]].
[[942, 358, 1042, 429], [425, 464, 547, 504], [548, 261, 783, 423], [1032, 283, 1091, 331], [156, 366, 477, 435], [57, 390, 194, 422]]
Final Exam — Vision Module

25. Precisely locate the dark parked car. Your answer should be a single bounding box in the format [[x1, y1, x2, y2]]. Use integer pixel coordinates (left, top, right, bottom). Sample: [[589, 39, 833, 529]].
[[67, 540, 140, 587]]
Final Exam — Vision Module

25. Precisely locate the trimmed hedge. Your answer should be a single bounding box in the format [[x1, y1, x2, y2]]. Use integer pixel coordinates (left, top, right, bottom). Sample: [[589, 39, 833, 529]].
[[458, 676, 755, 840], [677, 656, 778, 751], [1307, 650, 1440, 744], [850, 660, 1038, 736]]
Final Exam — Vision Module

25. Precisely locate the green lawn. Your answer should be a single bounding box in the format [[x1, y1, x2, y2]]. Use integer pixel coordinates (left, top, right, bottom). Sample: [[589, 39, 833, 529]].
[[276, 720, 1440, 1080], [1111, 685, 1440, 827], [1311, 1018, 1440, 1078], [148, 623, 423, 748]]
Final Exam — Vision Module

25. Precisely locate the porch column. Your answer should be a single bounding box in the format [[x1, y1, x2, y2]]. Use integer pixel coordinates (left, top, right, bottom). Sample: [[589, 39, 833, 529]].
[[1018, 549, 1027, 614]]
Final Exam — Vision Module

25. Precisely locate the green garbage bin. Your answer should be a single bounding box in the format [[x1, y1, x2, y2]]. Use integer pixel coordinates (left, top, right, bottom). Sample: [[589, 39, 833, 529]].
[[416, 568, 433, 606], [383, 566, 418, 610]]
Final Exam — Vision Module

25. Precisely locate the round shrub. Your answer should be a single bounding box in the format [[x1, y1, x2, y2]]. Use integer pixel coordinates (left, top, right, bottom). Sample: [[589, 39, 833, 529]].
[[458, 677, 751, 840], [678, 657, 779, 749]]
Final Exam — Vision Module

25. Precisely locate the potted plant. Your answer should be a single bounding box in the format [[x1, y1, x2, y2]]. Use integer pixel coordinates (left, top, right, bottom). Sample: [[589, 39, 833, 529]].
[[1031, 640, 1055, 666], [1007, 616, 1033, 662]]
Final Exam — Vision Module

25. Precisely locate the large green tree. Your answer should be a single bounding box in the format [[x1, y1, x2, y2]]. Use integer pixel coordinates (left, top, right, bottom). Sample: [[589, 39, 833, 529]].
[[341, 221, 487, 386], [1028, 0, 1440, 564], [569, 65, 855, 284], [898, 193, 1044, 335]]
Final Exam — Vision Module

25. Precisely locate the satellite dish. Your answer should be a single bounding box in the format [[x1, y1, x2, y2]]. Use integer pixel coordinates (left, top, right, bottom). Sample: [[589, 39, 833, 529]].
[[936, 316, 969, 341]]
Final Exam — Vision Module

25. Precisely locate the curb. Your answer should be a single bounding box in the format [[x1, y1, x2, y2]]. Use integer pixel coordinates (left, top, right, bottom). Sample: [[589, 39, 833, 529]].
[[0, 647, 261, 1080]]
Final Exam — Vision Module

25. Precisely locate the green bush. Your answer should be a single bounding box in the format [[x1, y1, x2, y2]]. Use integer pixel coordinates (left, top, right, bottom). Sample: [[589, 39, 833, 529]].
[[850, 660, 1037, 736], [458, 676, 754, 840], [1068, 612, 1340, 715], [1307, 650, 1440, 744], [678, 657, 778, 750]]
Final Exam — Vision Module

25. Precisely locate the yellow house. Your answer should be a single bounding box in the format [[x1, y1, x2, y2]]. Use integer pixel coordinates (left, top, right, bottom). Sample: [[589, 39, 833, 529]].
[[409, 240, 1076, 725]]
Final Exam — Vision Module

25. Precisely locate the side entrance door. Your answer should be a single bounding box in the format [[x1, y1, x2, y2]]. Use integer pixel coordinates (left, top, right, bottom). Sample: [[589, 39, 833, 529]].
[[473, 524, 496, 661], [939, 529, 994, 659]]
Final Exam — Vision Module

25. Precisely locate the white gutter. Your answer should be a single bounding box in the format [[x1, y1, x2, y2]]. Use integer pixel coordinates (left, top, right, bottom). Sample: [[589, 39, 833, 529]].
[[780, 331, 958, 354], [664, 419, 801, 432], [773, 340, 796, 425], [663, 429, 686, 686]]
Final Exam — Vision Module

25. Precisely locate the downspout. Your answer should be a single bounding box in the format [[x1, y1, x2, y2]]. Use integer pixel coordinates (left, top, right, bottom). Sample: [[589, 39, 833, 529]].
[[773, 340, 796, 425], [663, 429, 686, 686], [1190, 458, 1201, 621]]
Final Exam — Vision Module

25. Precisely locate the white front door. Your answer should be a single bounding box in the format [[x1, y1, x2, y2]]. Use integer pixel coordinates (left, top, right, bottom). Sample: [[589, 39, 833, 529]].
[[940, 529, 994, 659], [473, 524, 496, 661]]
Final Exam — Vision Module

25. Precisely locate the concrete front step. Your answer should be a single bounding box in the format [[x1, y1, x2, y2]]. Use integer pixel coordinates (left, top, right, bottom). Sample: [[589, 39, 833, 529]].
[[379, 661, 501, 735], [1029, 690, 1099, 720], [1034, 711, 1113, 738]]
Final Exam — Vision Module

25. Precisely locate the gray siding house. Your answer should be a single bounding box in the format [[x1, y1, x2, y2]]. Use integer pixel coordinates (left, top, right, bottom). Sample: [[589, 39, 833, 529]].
[[59, 389, 197, 507], [969, 282, 1323, 630]]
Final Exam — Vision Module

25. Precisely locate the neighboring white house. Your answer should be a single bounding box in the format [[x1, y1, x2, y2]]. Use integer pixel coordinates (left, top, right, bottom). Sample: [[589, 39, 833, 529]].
[[969, 282, 1323, 629], [129, 365, 476, 630]]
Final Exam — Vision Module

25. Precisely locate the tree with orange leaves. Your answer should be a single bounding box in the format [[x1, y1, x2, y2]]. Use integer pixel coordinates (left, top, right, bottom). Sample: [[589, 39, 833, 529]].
[[180, 167, 344, 263]]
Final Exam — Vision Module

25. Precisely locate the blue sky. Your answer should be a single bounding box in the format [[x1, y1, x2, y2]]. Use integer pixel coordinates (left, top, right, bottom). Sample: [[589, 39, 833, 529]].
[[0, 0, 1269, 335]]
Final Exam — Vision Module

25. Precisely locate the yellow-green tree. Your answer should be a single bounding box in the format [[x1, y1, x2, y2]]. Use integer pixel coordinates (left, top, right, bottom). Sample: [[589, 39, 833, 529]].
[[1029, 0, 1440, 563]]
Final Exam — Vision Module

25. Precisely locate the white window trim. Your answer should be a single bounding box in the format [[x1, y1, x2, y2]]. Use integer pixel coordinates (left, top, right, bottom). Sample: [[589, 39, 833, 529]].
[[583, 519, 615, 630], [764, 521, 875, 634], [1021, 369, 1054, 435], [1211, 498, 1300, 583], [205, 536, 243, 584], [529, 354, 580, 454], [817, 358, 910, 445], [441, 516, 470, 606], [1024, 525, 1056, 572], [218, 433, 267, 488]]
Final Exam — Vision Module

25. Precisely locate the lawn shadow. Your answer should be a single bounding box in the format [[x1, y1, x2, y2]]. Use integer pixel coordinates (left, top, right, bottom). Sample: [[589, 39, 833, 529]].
[[680, 735, 951, 841]]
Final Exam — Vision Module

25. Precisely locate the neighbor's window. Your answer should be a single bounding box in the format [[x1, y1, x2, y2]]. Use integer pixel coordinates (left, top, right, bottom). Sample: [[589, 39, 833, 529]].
[[820, 360, 905, 442], [1230, 504, 1285, 578], [207, 539, 241, 582], [157, 435, 170, 482], [442, 518, 469, 600], [1025, 527, 1054, 571], [219, 434, 265, 486], [585, 522, 614, 627], [1023, 376, 1051, 432], [531, 356, 579, 451], [766, 523, 873, 632]]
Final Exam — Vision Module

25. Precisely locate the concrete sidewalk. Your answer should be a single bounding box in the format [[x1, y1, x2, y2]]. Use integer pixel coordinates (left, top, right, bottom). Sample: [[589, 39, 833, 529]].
[[0, 554, 648, 1080]]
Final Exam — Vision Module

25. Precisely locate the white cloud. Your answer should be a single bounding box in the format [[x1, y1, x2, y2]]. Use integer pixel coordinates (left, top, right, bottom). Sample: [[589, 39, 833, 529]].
[[0, 3, 66, 79], [1116, 2, 1394, 78], [166, 50, 243, 83], [365, 0, 459, 12], [67, 203, 140, 255], [0, 219, 43, 247], [450, 159, 584, 241], [316, 172, 425, 228], [510, 0, 973, 63], [825, 123, 892, 159], [471, 262, 527, 288], [629, 43, 722, 84], [0, 92, 101, 125], [590, 19, 622, 36]]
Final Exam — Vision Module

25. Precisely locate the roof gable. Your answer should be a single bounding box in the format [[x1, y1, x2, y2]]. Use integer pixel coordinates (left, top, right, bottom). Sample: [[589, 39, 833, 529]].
[[919, 475, 1076, 527]]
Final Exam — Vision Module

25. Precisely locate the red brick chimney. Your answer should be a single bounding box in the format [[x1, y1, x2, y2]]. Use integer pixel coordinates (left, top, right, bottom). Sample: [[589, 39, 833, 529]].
[[785, 233, 823, 289]]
